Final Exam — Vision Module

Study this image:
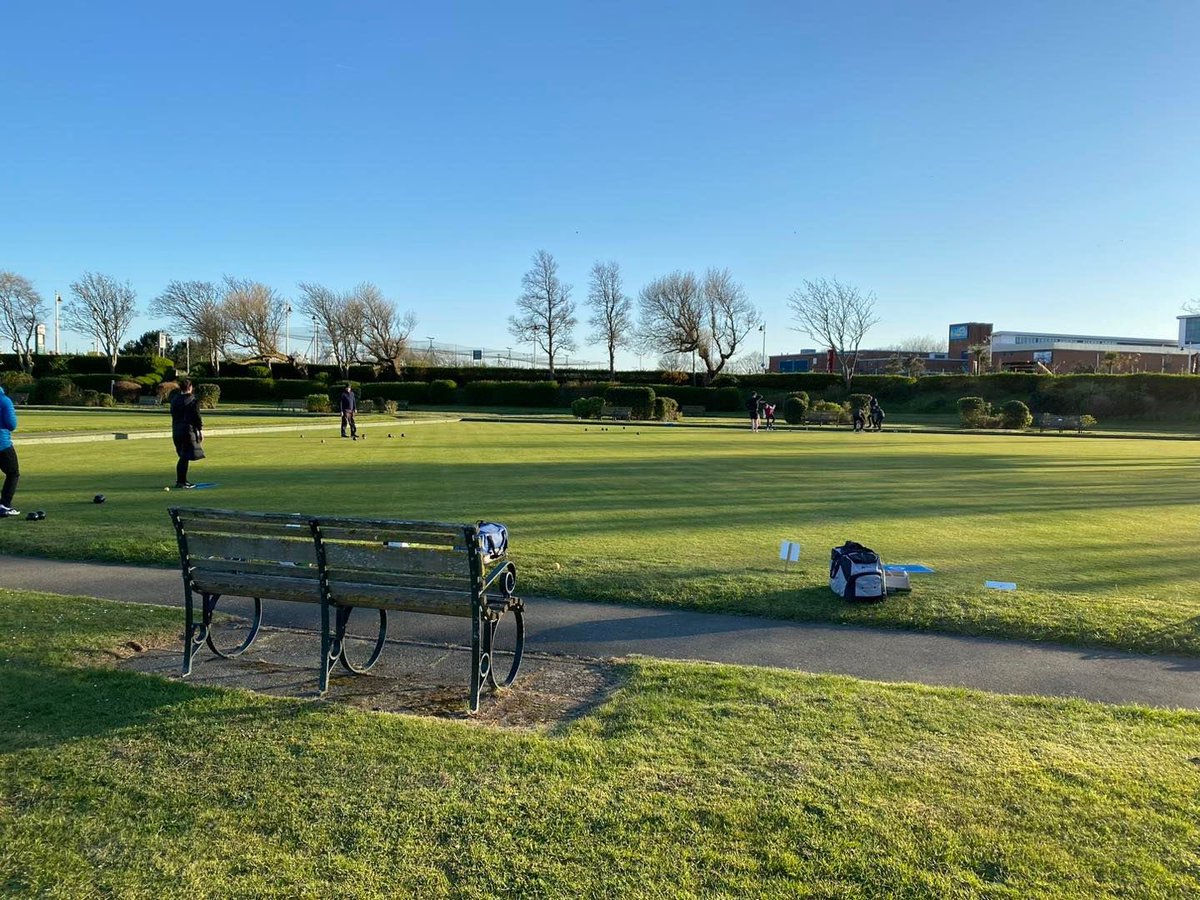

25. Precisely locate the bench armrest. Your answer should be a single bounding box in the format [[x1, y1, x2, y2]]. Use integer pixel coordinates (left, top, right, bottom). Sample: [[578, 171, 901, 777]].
[[481, 559, 517, 597]]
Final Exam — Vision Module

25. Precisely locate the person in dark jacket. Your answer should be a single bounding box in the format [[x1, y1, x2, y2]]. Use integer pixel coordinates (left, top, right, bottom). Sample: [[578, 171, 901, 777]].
[[869, 396, 885, 431], [170, 379, 204, 489], [0, 385, 21, 516], [340, 384, 357, 439], [747, 391, 762, 432]]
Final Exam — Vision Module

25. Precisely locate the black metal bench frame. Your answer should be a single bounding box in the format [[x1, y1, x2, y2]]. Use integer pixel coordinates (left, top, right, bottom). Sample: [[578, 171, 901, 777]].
[[1039, 414, 1085, 434], [168, 508, 524, 712]]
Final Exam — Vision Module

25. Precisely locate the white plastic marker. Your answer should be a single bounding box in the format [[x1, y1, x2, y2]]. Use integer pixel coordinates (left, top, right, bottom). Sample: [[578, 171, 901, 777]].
[[985, 581, 1017, 591], [779, 540, 801, 570]]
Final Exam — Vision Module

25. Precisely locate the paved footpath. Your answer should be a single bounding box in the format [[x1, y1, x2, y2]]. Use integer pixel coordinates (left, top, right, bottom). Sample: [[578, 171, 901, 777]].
[[2, 554, 1197, 710]]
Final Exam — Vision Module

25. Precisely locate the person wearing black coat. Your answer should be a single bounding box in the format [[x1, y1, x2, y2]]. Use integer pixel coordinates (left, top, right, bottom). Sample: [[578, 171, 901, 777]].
[[170, 379, 205, 489]]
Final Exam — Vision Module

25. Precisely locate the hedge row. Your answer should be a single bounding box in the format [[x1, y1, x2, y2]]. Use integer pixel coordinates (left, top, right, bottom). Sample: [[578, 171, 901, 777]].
[[0, 353, 173, 377]]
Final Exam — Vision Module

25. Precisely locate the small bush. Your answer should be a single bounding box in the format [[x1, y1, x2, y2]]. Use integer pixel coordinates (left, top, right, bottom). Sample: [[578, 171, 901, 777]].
[[357, 398, 376, 414], [196, 383, 220, 409], [0, 371, 34, 393], [97, 393, 115, 408], [604, 385, 656, 419], [113, 381, 142, 403], [710, 373, 739, 387], [654, 396, 680, 421], [1080, 414, 1098, 428], [80, 389, 101, 407], [31, 376, 79, 405], [848, 393, 873, 411], [429, 379, 458, 404], [247, 365, 271, 379], [999, 400, 1033, 430], [313, 371, 331, 385], [571, 396, 605, 419], [306, 393, 333, 413], [380, 399, 399, 415], [957, 396, 991, 428], [658, 370, 688, 385], [157, 381, 180, 402], [783, 394, 809, 425]]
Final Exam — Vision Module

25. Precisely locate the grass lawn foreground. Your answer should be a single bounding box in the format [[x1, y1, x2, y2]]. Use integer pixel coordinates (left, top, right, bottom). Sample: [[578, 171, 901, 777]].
[[1, 590, 1198, 898], [3, 419, 1200, 656]]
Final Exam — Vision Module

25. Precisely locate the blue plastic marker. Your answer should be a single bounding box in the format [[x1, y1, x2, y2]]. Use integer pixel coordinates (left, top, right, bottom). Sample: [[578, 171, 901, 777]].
[[886, 564, 935, 574]]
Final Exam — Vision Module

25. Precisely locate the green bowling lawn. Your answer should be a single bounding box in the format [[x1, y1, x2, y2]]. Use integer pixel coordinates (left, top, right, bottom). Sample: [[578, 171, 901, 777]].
[[4, 420, 1199, 655]]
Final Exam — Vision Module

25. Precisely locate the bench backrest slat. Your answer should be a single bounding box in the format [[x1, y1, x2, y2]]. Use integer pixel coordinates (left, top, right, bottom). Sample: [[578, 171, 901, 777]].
[[186, 533, 319, 568], [322, 541, 471, 578]]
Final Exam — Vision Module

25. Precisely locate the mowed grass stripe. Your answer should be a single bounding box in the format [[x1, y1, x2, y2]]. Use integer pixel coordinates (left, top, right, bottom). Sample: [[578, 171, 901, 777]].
[[1, 591, 1198, 898], [3, 422, 1199, 654]]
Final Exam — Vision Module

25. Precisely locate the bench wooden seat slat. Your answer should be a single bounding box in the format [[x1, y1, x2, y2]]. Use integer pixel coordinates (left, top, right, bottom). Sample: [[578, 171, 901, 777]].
[[323, 581, 473, 616], [322, 542, 470, 575], [185, 533, 319, 567], [188, 571, 325, 603]]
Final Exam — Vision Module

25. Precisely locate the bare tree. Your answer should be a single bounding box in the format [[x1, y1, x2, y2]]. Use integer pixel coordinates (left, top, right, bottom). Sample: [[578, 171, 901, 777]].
[[586, 261, 633, 377], [508, 250, 576, 376], [787, 277, 880, 388], [223, 277, 287, 368], [0, 272, 47, 372], [354, 282, 417, 377], [968, 341, 992, 375], [149, 280, 233, 373], [697, 268, 758, 382], [892, 334, 946, 354], [729, 351, 767, 375], [638, 269, 758, 384], [63, 272, 137, 373], [297, 282, 362, 377], [638, 270, 703, 363]]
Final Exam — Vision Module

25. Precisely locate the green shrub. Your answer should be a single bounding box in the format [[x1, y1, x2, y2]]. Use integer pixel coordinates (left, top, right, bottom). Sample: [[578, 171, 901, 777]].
[[190, 378, 277, 402], [80, 389, 101, 407], [95, 392, 115, 408], [0, 371, 34, 393], [306, 393, 332, 413], [313, 371, 331, 385], [247, 365, 271, 379], [571, 396, 605, 419], [272, 379, 322, 401], [654, 396, 680, 421], [380, 399, 399, 415], [808, 400, 848, 423], [604, 385, 656, 419], [783, 394, 809, 425], [848, 393, 873, 411], [133, 373, 163, 389], [957, 396, 991, 428], [710, 373, 739, 387], [1080, 414, 1098, 428], [31, 376, 77, 405], [429, 379, 458, 404], [462, 380, 561, 407], [196, 383, 220, 409], [357, 398, 376, 414], [113, 380, 142, 403], [999, 400, 1033, 430]]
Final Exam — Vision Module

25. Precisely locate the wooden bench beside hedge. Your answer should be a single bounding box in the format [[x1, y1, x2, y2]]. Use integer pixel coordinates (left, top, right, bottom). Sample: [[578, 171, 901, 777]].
[[805, 410, 843, 426], [602, 405, 633, 421], [1039, 414, 1088, 434], [168, 507, 524, 712]]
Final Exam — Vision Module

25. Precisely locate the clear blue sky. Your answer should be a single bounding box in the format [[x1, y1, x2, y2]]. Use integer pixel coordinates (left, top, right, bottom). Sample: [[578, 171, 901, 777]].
[[3, 1, 1198, 363]]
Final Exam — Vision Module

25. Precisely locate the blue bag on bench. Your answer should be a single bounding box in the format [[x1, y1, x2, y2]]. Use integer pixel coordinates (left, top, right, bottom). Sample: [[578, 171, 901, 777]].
[[478, 522, 509, 558]]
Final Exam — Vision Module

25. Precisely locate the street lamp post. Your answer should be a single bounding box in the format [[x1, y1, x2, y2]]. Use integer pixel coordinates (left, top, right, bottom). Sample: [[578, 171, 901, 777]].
[[284, 305, 292, 356], [54, 293, 61, 354], [759, 322, 767, 371]]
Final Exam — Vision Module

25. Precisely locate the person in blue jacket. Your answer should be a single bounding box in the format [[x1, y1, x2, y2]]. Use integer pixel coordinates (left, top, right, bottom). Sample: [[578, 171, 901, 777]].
[[0, 385, 21, 516]]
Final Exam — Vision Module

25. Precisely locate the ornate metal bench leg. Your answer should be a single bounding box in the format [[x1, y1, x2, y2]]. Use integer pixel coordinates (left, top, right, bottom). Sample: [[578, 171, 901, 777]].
[[202, 594, 263, 659], [486, 605, 525, 690], [182, 584, 204, 677], [319, 596, 334, 695], [469, 606, 484, 714], [337, 607, 388, 674]]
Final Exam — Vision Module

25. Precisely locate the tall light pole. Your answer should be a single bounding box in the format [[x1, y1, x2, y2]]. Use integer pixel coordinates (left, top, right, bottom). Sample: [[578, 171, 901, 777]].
[[759, 322, 767, 371], [54, 292, 61, 354], [284, 305, 292, 356]]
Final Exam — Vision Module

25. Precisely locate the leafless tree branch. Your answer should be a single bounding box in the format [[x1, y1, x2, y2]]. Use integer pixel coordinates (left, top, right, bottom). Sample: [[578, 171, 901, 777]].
[[63, 272, 138, 373], [787, 277, 880, 388], [0, 271, 47, 372]]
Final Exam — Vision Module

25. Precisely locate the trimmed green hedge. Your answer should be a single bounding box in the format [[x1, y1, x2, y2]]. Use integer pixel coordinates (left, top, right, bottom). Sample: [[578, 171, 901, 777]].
[[604, 386, 656, 419], [463, 380, 561, 407], [648, 384, 742, 412]]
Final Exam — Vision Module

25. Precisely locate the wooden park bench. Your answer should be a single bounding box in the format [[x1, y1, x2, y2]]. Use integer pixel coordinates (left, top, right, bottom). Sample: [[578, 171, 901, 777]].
[[1039, 414, 1086, 433], [137, 395, 162, 407], [10, 392, 28, 406], [167, 508, 525, 712], [805, 410, 843, 426], [602, 405, 633, 421], [680, 405, 705, 417]]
